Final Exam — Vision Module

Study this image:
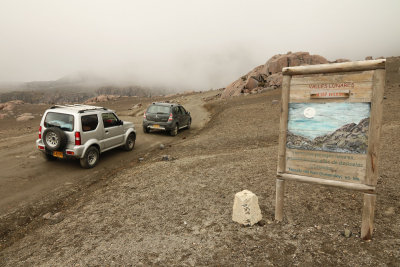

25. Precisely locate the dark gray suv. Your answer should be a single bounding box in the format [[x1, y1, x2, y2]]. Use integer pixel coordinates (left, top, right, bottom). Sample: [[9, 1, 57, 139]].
[[143, 102, 191, 136]]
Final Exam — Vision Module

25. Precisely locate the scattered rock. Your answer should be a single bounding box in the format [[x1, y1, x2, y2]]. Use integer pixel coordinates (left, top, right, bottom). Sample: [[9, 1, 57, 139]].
[[84, 94, 120, 104], [232, 190, 262, 226], [162, 155, 170, 161], [384, 207, 395, 215], [42, 212, 52, 220], [16, 115, 35, 122], [0, 113, 7, 120], [257, 220, 266, 226], [159, 144, 165, 150], [43, 212, 64, 224], [132, 103, 142, 109], [332, 58, 351, 63], [344, 229, 352, 238], [365, 56, 373, 60], [138, 157, 144, 162]]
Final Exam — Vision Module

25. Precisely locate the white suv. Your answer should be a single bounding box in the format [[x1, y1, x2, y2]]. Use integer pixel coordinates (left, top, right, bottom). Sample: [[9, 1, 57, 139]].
[[36, 104, 136, 168]]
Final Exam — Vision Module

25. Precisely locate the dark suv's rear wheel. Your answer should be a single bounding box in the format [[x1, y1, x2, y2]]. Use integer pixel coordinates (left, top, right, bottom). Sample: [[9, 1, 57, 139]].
[[80, 146, 100, 169], [170, 124, 178, 136], [143, 127, 150, 133], [43, 127, 67, 151]]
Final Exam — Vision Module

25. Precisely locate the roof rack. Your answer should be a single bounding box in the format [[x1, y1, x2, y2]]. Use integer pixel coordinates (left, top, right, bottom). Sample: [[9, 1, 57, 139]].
[[50, 104, 107, 113], [151, 102, 176, 107]]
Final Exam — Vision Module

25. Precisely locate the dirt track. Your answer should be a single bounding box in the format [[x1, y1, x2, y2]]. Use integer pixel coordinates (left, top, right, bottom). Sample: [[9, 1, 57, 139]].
[[0, 91, 214, 245], [0, 60, 400, 265]]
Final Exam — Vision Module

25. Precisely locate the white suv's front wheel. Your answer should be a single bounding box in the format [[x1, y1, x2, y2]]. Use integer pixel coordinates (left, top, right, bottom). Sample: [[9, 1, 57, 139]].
[[80, 146, 100, 169]]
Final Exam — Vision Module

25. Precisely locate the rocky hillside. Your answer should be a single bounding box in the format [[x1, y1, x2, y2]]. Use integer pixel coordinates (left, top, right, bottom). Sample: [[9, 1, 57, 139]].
[[287, 118, 369, 154], [0, 84, 170, 105], [221, 52, 350, 98]]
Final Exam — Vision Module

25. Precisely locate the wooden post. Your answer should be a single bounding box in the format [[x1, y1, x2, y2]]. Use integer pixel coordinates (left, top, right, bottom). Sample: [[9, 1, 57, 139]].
[[276, 75, 290, 222], [361, 193, 376, 240], [365, 69, 385, 186], [277, 75, 291, 174], [275, 179, 285, 221]]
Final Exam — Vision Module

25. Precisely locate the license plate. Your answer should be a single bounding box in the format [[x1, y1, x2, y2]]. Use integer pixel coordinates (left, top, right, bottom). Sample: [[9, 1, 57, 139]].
[[153, 124, 160, 128], [53, 151, 64, 158]]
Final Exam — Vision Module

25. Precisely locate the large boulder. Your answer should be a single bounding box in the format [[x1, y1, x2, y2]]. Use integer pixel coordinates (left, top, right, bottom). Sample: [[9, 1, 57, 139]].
[[3, 102, 16, 111], [221, 52, 330, 98], [16, 113, 35, 122], [0, 100, 24, 111], [264, 51, 329, 75], [84, 94, 120, 104], [266, 73, 283, 87]]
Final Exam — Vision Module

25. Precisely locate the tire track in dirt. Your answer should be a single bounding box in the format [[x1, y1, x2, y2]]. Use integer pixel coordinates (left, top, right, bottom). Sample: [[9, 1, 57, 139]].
[[0, 91, 215, 248]]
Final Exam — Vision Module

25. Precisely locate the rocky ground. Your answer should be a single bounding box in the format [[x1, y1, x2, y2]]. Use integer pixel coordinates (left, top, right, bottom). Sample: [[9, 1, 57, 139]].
[[0, 58, 399, 266], [0, 77, 399, 265]]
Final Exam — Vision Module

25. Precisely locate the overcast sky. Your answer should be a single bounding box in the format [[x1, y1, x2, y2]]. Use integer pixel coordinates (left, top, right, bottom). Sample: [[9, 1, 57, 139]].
[[0, 0, 399, 90]]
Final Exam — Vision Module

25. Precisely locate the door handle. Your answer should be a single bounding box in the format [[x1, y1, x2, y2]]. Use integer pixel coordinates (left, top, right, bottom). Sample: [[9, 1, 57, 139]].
[[105, 130, 109, 133]]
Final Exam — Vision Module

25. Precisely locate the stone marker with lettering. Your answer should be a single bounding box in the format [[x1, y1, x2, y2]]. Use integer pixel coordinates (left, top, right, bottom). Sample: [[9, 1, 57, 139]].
[[232, 190, 262, 226]]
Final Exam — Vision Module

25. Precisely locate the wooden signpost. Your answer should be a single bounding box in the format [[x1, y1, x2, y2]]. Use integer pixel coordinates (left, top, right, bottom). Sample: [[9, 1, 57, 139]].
[[275, 59, 386, 240]]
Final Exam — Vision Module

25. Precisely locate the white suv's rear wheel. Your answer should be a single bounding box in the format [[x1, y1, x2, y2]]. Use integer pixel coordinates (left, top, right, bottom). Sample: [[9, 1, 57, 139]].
[[80, 146, 99, 169], [123, 133, 135, 151]]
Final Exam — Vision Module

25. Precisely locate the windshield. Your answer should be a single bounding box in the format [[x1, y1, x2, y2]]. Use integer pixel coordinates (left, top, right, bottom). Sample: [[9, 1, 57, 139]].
[[147, 105, 170, 114], [44, 112, 74, 131]]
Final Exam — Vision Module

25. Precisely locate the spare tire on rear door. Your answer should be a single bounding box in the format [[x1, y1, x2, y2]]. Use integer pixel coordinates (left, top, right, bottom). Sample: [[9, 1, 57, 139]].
[[43, 127, 68, 151]]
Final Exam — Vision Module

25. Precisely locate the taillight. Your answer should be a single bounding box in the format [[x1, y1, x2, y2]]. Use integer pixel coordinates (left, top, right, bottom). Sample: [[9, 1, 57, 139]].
[[143, 112, 146, 119], [168, 113, 173, 122], [75, 132, 81, 145], [39, 126, 42, 139]]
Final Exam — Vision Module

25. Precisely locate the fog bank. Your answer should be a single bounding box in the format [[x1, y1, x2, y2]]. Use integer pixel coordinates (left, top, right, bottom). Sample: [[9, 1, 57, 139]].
[[0, 0, 399, 90]]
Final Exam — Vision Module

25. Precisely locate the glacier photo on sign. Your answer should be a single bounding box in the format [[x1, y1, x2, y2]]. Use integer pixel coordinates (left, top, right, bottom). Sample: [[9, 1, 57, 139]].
[[286, 102, 371, 154]]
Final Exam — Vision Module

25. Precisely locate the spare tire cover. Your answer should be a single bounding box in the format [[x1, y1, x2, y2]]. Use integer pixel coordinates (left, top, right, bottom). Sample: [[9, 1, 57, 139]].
[[43, 127, 68, 151]]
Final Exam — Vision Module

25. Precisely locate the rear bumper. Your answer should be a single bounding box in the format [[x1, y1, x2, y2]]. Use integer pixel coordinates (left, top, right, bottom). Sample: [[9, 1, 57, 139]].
[[36, 139, 85, 158], [143, 121, 174, 131]]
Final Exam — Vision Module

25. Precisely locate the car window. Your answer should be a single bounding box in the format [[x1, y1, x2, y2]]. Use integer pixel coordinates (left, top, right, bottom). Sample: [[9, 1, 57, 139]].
[[172, 106, 179, 114], [147, 105, 170, 114], [44, 112, 74, 131], [81, 114, 99, 132], [179, 106, 187, 114], [102, 113, 119, 128]]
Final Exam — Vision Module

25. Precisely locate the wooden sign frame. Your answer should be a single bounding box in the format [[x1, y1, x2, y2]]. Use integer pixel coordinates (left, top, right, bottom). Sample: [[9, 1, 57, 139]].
[[275, 59, 386, 240]]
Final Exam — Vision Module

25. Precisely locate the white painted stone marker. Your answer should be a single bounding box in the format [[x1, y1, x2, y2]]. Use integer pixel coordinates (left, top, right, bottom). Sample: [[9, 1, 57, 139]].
[[232, 190, 262, 226]]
